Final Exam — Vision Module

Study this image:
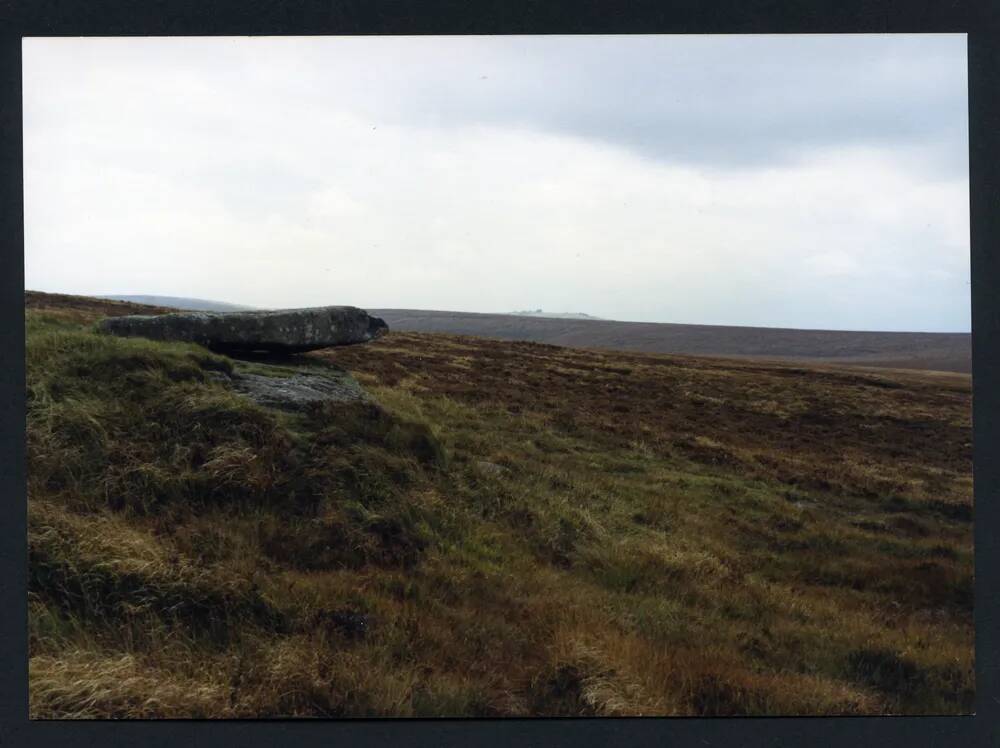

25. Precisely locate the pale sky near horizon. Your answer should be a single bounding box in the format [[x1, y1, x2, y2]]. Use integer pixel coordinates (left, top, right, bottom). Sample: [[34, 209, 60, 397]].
[[23, 35, 970, 332]]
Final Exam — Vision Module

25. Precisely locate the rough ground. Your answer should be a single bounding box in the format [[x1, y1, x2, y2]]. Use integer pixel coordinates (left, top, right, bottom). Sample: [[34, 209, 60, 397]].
[[26, 291, 973, 717]]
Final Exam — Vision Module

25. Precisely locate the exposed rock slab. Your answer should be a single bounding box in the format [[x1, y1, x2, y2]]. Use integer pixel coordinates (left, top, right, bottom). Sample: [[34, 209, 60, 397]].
[[224, 364, 370, 412], [98, 306, 388, 353]]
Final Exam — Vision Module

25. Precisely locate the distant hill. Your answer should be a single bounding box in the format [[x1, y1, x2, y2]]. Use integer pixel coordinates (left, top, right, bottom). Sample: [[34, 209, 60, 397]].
[[369, 308, 972, 373], [510, 309, 604, 320], [97, 295, 257, 312]]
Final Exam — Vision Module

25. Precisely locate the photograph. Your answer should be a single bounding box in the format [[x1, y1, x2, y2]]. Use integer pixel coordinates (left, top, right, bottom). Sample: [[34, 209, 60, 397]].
[[22, 33, 973, 718]]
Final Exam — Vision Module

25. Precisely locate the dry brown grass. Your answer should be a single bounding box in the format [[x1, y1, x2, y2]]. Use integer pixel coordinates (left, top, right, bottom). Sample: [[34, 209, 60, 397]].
[[26, 292, 973, 717]]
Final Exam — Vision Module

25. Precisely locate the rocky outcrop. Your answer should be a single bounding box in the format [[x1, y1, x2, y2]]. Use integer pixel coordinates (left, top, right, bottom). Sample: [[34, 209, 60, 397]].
[[231, 370, 369, 412], [211, 363, 370, 412], [97, 306, 388, 354]]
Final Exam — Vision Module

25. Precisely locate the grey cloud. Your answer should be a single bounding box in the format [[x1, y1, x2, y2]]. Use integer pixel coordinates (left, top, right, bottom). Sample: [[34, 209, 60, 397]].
[[298, 34, 968, 174], [58, 35, 964, 172]]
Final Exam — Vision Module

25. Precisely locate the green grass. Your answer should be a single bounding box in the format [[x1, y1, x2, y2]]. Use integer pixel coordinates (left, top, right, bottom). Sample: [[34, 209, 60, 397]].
[[26, 299, 974, 717]]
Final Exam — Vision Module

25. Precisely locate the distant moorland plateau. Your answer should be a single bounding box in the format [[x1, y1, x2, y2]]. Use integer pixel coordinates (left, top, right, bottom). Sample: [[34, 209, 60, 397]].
[[370, 309, 971, 374]]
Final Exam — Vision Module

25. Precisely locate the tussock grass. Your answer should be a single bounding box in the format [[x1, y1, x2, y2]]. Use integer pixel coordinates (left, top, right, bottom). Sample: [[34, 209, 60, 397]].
[[26, 294, 973, 717], [29, 651, 231, 719]]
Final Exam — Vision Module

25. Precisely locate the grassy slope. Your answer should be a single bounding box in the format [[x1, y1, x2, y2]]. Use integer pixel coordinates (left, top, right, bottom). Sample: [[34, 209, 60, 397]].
[[26, 293, 974, 717]]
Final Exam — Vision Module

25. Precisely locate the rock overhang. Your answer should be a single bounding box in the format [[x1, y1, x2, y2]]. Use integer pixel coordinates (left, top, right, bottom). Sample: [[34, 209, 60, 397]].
[[97, 305, 390, 354]]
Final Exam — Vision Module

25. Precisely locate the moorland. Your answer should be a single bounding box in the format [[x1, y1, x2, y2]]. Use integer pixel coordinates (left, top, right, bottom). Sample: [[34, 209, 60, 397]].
[[26, 291, 973, 717]]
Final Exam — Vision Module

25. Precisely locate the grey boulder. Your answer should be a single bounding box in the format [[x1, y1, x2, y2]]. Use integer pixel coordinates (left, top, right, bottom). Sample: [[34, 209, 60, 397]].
[[97, 306, 389, 353]]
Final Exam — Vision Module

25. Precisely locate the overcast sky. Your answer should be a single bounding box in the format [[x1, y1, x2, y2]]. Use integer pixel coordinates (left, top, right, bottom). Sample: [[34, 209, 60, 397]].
[[23, 35, 969, 332]]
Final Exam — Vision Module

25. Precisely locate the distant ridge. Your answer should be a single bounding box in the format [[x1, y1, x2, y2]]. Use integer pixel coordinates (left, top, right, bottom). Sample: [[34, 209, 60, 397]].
[[97, 295, 258, 312], [368, 308, 972, 373]]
